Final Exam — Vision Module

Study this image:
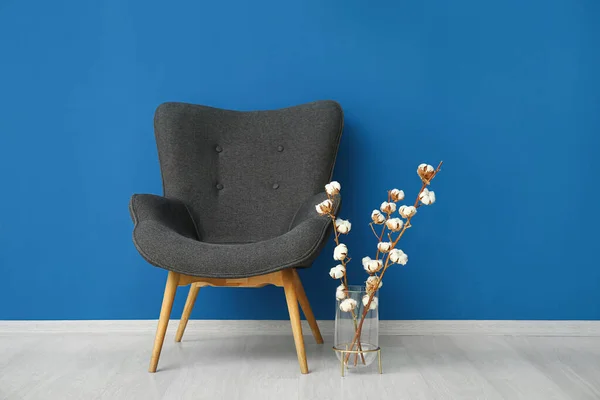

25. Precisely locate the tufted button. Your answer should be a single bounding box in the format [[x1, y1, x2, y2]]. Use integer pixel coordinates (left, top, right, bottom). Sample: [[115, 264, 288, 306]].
[[215, 145, 223, 153], [216, 183, 224, 190], [277, 145, 284, 152], [272, 183, 280, 189]]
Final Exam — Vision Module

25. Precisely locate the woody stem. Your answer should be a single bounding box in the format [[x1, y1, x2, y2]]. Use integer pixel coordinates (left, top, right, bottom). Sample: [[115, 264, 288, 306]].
[[344, 162, 443, 363]]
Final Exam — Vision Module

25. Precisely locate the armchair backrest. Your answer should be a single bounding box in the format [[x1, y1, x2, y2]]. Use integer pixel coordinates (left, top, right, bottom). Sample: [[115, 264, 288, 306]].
[[154, 100, 343, 243]]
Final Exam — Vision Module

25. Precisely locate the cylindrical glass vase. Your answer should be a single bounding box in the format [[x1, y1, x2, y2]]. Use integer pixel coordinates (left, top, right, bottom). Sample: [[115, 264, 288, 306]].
[[334, 285, 379, 369]]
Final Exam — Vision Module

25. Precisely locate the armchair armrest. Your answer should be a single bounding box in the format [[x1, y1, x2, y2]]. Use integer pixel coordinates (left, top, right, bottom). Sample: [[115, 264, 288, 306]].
[[289, 191, 341, 230], [129, 194, 200, 240]]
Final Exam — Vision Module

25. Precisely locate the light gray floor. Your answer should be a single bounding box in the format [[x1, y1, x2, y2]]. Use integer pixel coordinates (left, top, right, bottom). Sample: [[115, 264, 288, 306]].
[[1, 332, 600, 400]]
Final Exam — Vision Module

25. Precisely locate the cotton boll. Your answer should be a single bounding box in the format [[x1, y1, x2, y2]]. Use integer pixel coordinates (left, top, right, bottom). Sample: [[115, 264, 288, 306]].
[[366, 276, 382, 292], [399, 205, 417, 219], [389, 249, 408, 265], [339, 298, 358, 312], [336, 284, 347, 300], [325, 181, 341, 196], [364, 259, 383, 274], [417, 163, 434, 174], [371, 210, 385, 224], [362, 295, 378, 310], [380, 201, 396, 214], [377, 242, 392, 253], [419, 188, 436, 205], [329, 265, 345, 279], [385, 218, 404, 232], [315, 199, 333, 215], [428, 191, 436, 204], [389, 189, 405, 202], [335, 219, 352, 234], [417, 163, 435, 182], [333, 244, 348, 260], [398, 205, 406, 218]]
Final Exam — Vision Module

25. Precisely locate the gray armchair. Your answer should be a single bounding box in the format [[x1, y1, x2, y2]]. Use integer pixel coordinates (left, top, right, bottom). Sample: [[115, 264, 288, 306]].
[[130, 100, 343, 373]]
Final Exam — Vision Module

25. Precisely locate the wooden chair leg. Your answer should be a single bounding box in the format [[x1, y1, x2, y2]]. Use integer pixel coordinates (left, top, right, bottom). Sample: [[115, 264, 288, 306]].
[[149, 271, 179, 373], [175, 283, 200, 342], [282, 269, 309, 374], [292, 269, 324, 344]]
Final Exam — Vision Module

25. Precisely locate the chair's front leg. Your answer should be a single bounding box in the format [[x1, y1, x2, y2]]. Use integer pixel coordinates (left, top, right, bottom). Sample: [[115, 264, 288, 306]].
[[282, 269, 309, 374], [149, 271, 180, 373]]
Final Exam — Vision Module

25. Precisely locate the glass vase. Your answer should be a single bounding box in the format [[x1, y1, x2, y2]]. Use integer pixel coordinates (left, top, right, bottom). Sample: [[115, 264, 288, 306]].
[[333, 285, 380, 373]]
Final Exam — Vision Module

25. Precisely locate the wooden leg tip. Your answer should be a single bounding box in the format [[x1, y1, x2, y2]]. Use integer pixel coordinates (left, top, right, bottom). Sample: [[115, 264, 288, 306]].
[[149, 358, 159, 373]]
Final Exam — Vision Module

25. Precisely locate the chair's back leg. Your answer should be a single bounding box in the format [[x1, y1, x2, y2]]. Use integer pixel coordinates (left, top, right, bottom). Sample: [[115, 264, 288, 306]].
[[282, 269, 309, 374], [175, 283, 200, 342], [149, 271, 180, 373], [292, 269, 324, 344]]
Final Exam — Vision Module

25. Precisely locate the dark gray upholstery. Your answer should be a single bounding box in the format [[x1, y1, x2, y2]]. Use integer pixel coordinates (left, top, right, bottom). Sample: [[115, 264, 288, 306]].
[[130, 100, 343, 278]]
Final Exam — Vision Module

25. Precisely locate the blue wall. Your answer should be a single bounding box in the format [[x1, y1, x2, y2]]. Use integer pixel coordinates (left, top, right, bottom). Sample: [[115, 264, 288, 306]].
[[1, 0, 599, 320]]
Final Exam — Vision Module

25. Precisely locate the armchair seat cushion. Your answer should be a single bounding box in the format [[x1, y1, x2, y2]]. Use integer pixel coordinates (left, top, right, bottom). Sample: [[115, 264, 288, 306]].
[[132, 214, 331, 279]]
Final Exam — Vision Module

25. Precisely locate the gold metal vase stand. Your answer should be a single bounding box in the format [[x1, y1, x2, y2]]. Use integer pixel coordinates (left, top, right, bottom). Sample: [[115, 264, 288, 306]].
[[333, 345, 382, 377]]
